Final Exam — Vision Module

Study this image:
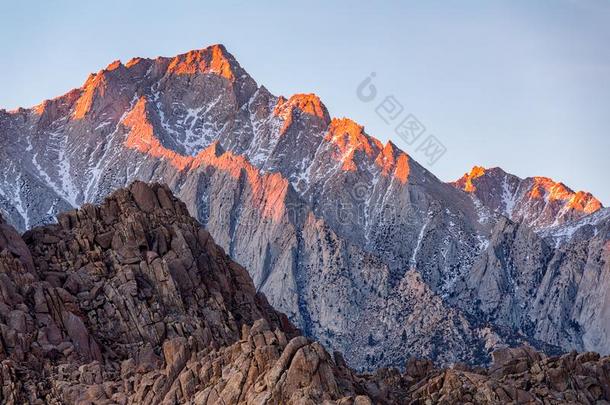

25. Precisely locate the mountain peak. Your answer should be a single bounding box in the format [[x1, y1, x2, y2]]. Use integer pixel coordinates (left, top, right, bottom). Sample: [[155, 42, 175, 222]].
[[456, 165, 488, 192], [567, 190, 602, 214], [105, 59, 123, 71], [324, 118, 381, 154], [452, 165, 603, 229], [273, 93, 331, 134], [72, 71, 109, 120], [375, 141, 411, 183], [525, 177, 602, 213], [274, 94, 329, 121], [323, 118, 383, 172], [165, 44, 238, 81]]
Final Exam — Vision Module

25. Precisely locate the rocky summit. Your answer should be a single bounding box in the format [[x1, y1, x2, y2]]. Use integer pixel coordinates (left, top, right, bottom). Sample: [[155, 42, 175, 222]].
[[453, 166, 602, 231], [0, 181, 609, 404], [0, 44, 608, 372]]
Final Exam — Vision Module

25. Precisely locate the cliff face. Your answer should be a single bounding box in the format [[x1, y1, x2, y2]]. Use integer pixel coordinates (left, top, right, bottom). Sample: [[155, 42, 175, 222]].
[[452, 214, 610, 353], [1, 183, 609, 405], [0, 44, 608, 370]]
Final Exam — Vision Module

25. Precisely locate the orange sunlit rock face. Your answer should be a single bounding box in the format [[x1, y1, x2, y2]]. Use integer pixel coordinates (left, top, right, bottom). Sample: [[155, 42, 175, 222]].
[[253, 172, 290, 221], [460, 166, 486, 193], [374, 142, 410, 183], [527, 177, 601, 213], [274, 94, 328, 120], [122, 102, 290, 221], [125, 57, 143, 68], [528, 177, 554, 200], [394, 154, 411, 184], [194, 149, 291, 221], [453, 168, 603, 217], [32, 90, 81, 120], [548, 182, 571, 201], [166, 45, 235, 81], [33, 101, 48, 116], [529, 185, 543, 200], [105, 60, 122, 71], [568, 191, 602, 214], [194, 150, 290, 220], [324, 118, 382, 171], [123, 97, 192, 170], [375, 142, 397, 176], [72, 73, 107, 120], [273, 94, 330, 135]]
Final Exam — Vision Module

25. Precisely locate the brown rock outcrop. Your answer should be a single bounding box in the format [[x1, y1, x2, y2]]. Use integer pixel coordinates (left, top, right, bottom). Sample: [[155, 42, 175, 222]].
[[0, 182, 376, 403]]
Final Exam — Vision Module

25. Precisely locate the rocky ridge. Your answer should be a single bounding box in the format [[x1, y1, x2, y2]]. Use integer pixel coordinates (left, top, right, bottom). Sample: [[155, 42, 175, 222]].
[[453, 166, 603, 231]]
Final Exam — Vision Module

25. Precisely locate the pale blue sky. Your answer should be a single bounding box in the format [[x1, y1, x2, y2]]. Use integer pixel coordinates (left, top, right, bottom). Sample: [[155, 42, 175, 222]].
[[2, 0, 609, 203]]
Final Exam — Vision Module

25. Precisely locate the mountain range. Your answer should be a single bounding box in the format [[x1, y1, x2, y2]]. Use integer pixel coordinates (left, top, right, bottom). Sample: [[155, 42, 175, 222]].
[[0, 44, 608, 373], [0, 181, 608, 403]]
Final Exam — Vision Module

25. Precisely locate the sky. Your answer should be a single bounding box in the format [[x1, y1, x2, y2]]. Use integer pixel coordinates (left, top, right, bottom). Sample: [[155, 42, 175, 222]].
[[2, 0, 609, 204]]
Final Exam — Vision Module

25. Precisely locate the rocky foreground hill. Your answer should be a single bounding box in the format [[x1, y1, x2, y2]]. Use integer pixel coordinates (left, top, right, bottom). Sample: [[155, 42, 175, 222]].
[[0, 44, 608, 371], [0, 181, 608, 404]]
